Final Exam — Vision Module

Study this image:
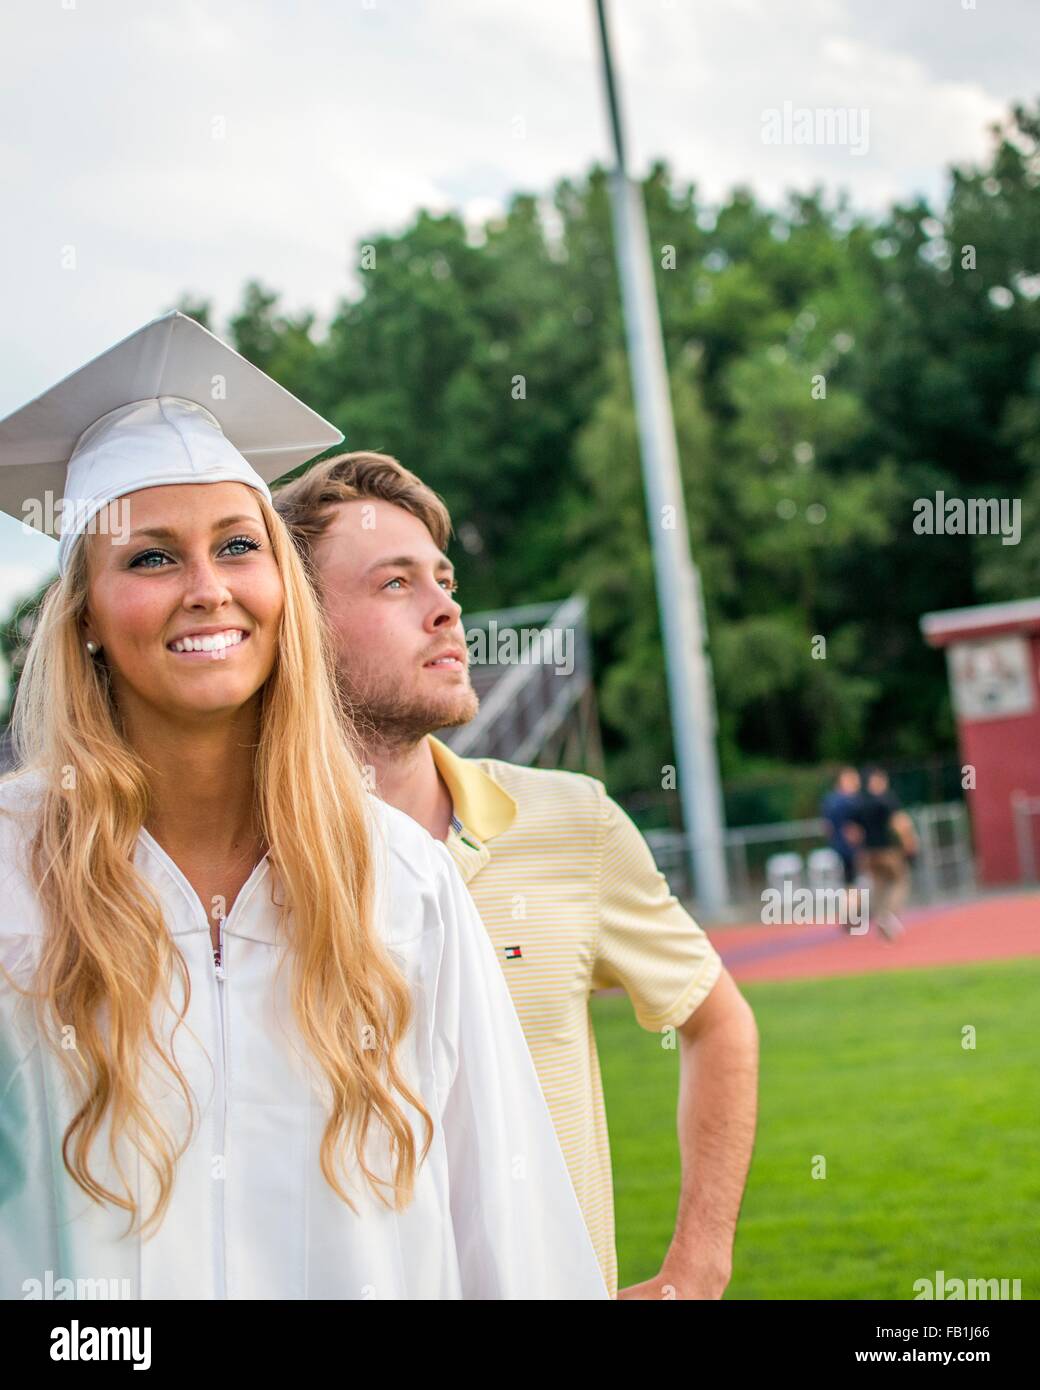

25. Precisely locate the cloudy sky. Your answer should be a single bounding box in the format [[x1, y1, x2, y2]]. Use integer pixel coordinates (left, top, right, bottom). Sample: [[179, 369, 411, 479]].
[[0, 0, 1034, 607]]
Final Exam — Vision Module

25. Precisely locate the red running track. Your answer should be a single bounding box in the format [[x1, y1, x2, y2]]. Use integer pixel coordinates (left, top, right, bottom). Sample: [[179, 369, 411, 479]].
[[706, 891, 1040, 983]]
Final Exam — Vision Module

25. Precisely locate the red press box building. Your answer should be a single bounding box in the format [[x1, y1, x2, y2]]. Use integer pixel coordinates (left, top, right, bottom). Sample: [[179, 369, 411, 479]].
[[921, 597, 1040, 885]]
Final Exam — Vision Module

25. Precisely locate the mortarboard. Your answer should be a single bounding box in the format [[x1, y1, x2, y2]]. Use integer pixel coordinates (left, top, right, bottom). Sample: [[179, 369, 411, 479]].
[[0, 311, 343, 574]]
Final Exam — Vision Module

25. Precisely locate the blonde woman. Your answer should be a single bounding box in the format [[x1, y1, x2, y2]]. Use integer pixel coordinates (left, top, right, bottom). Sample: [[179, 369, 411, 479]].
[[0, 313, 607, 1301]]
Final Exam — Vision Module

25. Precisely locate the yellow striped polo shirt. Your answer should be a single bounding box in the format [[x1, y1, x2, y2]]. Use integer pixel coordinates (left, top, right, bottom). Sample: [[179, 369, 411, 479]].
[[428, 735, 723, 1298]]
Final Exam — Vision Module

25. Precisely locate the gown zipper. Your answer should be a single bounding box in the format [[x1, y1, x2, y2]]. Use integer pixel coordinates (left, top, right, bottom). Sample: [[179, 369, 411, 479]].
[[212, 911, 228, 1298], [135, 827, 268, 1300]]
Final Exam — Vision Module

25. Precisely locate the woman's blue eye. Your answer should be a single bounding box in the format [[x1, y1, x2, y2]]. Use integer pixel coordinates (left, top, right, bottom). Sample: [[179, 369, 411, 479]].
[[222, 535, 261, 556], [127, 536, 261, 569], [128, 549, 170, 569]]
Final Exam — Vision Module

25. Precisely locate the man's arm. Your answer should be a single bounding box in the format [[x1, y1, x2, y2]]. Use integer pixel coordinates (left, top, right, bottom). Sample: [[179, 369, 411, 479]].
[[590, 788, 758, 1300], [618, 969, 758, 1300]]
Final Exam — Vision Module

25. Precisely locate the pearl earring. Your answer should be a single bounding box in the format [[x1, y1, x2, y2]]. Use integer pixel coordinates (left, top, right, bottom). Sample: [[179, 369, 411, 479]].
[[86, 640, 99, 656]]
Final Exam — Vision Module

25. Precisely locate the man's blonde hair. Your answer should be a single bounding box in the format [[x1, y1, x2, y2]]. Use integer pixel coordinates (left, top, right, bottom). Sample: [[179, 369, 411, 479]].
[[273, 451, 453, 572]]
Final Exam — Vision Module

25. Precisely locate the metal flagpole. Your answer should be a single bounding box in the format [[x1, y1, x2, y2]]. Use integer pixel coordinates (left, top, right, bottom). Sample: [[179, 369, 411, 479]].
[[592, 0, 730, 914]]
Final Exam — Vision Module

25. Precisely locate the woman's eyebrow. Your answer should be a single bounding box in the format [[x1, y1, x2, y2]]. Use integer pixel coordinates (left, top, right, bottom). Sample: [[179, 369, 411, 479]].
[[126, 514, 260, 541]]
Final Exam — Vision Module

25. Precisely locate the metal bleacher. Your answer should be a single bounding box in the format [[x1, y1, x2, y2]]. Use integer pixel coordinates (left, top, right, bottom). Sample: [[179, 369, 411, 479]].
[[435, 594, 604, 774]]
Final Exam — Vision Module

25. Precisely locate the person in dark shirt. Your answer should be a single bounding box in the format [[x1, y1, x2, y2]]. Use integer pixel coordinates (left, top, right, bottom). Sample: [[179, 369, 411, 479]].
[[820, 766, 863, 887], [849, 768, 918, 938]]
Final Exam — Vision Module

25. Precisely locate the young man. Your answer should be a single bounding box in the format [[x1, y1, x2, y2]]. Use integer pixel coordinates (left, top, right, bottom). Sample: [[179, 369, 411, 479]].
[[274, 452, 759, 1300]]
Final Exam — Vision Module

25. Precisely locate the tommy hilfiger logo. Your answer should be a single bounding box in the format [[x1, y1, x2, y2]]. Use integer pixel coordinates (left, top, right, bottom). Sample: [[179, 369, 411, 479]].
[[504, 945, 522, 960]]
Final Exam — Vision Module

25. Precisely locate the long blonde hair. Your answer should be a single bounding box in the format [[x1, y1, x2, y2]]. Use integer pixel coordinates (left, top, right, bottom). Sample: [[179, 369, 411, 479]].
[[4, 492, 433, 1235]]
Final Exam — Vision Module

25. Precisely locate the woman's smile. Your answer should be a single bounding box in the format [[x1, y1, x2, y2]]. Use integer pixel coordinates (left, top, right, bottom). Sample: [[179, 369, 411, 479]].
[[166, 626, 252, 661]]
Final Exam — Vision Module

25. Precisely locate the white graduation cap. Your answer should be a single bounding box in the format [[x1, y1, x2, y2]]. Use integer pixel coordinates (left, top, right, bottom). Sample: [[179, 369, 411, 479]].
[[0, 310, 344, 574]]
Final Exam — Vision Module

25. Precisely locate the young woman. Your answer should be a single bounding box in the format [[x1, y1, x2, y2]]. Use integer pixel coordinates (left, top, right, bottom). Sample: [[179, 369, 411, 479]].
[[0, 314, 607, 1300]]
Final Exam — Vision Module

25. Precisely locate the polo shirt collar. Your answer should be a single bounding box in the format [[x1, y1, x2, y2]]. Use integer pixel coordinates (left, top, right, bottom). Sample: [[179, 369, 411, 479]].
[[427, 735, 517, 843]]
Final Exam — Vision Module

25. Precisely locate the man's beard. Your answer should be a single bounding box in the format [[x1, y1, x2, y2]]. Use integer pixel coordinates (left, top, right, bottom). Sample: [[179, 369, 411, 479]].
[[337, 666, 480, 753]]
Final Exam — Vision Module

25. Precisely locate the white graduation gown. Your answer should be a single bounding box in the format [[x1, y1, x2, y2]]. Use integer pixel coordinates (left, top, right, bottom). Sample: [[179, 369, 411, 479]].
[[0, 772, 608, 1300]]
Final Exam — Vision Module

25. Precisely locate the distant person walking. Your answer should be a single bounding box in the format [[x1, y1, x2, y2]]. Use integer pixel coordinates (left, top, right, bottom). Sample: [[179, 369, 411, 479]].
[[820, 766, 864, 889], [851, 768, 919, 939]]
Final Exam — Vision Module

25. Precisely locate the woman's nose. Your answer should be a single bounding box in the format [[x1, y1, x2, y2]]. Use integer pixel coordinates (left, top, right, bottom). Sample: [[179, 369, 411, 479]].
[[181, 556, 233, 607]]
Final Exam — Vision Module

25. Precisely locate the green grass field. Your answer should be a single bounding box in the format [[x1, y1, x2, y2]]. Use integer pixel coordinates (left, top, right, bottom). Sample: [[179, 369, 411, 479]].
[[591, 958, 1040, 1299]]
